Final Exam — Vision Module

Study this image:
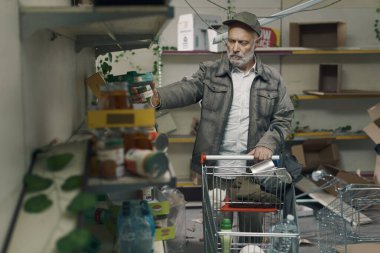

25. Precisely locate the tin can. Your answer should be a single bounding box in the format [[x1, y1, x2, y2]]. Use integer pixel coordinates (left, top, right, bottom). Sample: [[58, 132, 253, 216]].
[[125, 149, 168, 178]]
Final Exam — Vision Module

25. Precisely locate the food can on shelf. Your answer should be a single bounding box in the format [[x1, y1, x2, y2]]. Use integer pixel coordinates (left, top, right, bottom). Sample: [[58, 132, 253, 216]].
[[125, 149, 168, 178]]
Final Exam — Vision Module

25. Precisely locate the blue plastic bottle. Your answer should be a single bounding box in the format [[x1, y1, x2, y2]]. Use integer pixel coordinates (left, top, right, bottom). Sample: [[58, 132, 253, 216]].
[[140, 200, 155, 253], [117, 200, 153, 253]]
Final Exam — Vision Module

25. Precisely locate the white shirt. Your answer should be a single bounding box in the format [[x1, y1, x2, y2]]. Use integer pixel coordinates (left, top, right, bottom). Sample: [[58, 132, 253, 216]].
[[217, 65, 256, 175]]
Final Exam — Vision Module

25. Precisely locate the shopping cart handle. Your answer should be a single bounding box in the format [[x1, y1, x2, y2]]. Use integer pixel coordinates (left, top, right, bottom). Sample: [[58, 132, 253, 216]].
[[201, 154, 280, 164]]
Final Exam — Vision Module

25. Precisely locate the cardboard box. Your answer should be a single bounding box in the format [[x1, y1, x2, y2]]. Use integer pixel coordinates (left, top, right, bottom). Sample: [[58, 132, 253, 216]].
[[289, 22, 346, 48], [177, 14, 222, 51], [314, 164, 370, 196], [148, 201, 175, 241], [207, 28, 226, 53], [367, 102, 380, 122], [318, 64, 342, 93], [375, 155, 380, 184], [291, 139, 339, 171], [85, 72, 105, 98], [341, 243, 380, 253], [363, 122, 380, 144]]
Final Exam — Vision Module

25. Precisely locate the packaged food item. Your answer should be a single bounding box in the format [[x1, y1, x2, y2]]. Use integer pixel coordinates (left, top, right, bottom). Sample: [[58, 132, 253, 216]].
[[221, 218, 232, 253], [99, 82, 132, 109], [123, 129, 153, 152], [97, 137, 125, 179], [125, 71, 154, 104], [125, 149, 168, 178], [148, 132, 169, 152]]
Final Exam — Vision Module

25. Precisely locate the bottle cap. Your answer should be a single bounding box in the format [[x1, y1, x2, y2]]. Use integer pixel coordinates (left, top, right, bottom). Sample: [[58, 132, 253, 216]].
[[287, 214, 294, 221], [221, 218, 232, 229]]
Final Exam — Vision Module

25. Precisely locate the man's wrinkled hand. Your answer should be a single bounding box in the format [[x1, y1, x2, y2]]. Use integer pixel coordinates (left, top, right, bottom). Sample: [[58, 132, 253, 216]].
[[248, 146, 273, 161], [130, 82, 160, 107]]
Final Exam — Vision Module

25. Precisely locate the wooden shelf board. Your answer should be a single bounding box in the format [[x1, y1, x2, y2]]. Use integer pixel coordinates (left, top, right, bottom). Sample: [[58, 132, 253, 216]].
[[169, 138, 195, 143], [300, 90, 380, 99], [162, 47, 380, 56], [292, 132, 368, 141], [294, 93, 380, 100]]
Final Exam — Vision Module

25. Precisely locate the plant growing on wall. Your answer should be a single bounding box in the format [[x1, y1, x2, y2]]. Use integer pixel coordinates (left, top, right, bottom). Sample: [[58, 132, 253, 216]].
[[96, 43, 177, 85], [375, 5, 380, 42], [96, 51, 144, 82]]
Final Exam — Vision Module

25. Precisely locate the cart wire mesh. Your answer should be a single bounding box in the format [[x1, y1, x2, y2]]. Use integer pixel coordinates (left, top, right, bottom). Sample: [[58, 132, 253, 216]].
[[201, 155, 300, 253], [317, 184, 380, 253]]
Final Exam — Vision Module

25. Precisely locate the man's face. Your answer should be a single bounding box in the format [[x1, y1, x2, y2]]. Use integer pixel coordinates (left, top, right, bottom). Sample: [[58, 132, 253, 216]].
[[226, 25, 259, 69]]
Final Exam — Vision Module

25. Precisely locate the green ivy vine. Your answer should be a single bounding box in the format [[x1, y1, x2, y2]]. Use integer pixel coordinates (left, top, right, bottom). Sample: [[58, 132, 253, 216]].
[[375, 5, 380, 42]]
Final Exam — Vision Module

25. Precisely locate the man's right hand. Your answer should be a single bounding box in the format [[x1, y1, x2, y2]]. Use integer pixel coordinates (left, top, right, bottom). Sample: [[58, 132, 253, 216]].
[[130, 82, 160, 107], [150, 88, 160, 107]]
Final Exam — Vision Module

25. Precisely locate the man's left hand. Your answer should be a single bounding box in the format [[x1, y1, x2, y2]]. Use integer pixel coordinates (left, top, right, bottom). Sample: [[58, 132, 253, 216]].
[[248, 146, 273, 161]]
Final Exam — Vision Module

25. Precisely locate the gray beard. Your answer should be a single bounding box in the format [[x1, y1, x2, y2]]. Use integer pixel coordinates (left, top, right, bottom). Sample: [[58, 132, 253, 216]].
[[227, 48, 255, 69]]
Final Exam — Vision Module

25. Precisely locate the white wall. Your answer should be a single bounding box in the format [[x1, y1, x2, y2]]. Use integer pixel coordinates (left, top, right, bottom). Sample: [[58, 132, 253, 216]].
[[0, 0, 95, 249], [0, 0, 24, 249]]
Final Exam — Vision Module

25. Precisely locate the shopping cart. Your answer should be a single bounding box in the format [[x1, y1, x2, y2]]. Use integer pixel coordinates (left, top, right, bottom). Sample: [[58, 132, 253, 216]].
[[317, 184, 380, 253], [201, 155, 300, 253]]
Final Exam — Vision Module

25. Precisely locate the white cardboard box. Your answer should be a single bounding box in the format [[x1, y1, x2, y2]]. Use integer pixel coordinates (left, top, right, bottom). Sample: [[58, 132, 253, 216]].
[[367, 102, 380, 122], [375, 155, 380, 184], [364, 122, 380, 145], [177, 13, 222, 51]]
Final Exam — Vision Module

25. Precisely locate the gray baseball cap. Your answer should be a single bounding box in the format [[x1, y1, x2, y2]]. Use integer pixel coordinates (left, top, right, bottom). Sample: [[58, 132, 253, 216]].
[[223, 12, 261, 36]]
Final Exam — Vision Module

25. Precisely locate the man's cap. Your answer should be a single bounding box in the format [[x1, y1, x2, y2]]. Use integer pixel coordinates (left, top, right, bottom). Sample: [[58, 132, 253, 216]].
[[223, 12, 261, 36]]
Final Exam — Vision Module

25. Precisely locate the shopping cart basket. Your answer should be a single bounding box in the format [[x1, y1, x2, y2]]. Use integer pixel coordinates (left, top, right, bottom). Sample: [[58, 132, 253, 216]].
[[317, 184, 380, 253], [201, 155, 300, 253]]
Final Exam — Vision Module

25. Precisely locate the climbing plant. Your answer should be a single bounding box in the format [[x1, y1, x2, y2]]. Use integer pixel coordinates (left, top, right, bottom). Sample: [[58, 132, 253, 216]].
[[375, 5, 380, 42]]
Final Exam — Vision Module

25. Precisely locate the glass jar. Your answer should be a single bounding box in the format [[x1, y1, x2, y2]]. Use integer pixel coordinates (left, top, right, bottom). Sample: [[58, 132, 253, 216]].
[[97, 137, 125, 179], [99, 82, 132, 109]]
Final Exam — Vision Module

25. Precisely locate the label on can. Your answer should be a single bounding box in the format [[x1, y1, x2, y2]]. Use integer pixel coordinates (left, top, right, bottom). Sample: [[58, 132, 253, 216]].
[[125, 149, 152, 177], [97, 148, 124, 165]]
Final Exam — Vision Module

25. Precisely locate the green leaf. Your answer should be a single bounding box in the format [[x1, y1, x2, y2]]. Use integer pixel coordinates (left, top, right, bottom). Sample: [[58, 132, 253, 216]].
[[56, 228, 100, 253], [67, 192, 97, 214], [47, 153, 74, 172], [61, 175, 82, 191], [108, 52, 112, 62], [24, 194, 53, 213], [24, 174, 53, 193]]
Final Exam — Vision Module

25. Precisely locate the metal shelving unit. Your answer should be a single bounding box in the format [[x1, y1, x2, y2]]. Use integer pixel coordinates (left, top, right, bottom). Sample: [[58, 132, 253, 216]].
[[20, 5, 174, 54], [19, 4, 177, 192], [86, 165, 177, 194]]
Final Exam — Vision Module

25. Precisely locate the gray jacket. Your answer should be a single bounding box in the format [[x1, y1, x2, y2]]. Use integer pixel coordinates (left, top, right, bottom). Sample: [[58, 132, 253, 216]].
[[158, 54, 294, 174]]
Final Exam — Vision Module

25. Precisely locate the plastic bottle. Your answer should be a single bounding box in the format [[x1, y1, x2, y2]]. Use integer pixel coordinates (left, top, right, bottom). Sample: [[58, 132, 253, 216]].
[[117, 201, 153, 253], [221, 218, 232, 253], [82, 207, 117, 237], [269, 214, 297, 253], [161, 186, 187, 253]]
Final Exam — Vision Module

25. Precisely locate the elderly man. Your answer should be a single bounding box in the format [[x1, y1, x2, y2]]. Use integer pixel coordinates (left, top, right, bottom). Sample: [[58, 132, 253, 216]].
[[147, 11, 294, 243]]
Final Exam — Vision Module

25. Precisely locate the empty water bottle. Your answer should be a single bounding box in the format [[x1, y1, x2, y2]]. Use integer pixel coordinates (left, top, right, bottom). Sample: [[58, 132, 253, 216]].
[[117, 200, 153, 253], [269, 214, 297, 253]]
